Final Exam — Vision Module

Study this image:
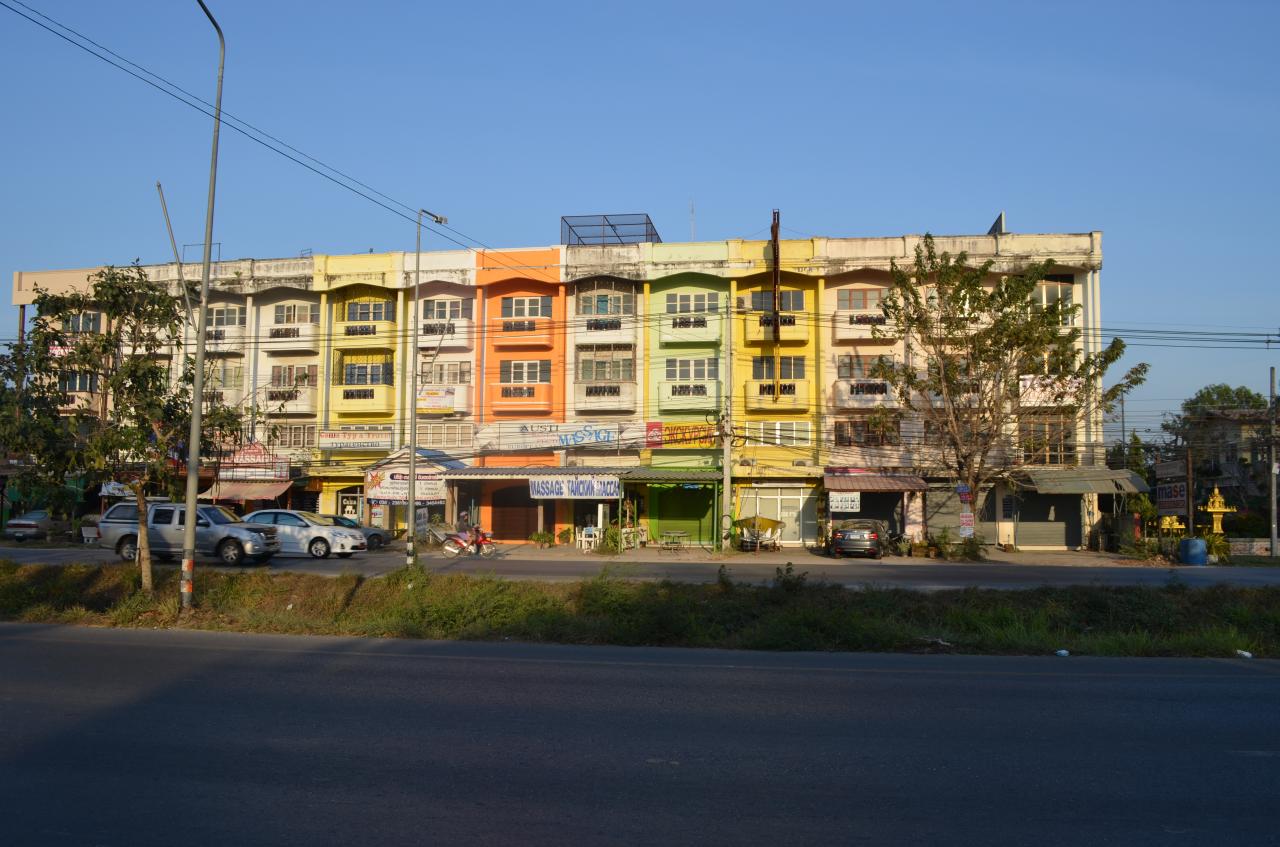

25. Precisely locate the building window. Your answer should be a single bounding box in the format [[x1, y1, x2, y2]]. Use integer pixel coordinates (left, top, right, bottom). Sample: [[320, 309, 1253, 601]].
[[267, 424, 316, 449], [420, 422, 474, 448], [344, 300, 393, 322], [750, 289, 805, 311], [422, 298, 472, 320], [664, 357, 718, 381], [837, 354, 891, 380], [64, 312, 102, 334], [420, 361, 472, 384], [58, 372, 99, 393], [499, 360, 552, 384], [666, 292, 719, 314], [1033, 280, 1076, 326], [339, 355, 393, 386], [577, 345, 634, 382], [270, 364, 317, 387], [500, 296, 552, 318], [205, 305, 246, 327], [274, 303, 320, 324], [752, 356, 806, 380], [207, 363, 243, 389], [1020, 415, 1076, 465], [577, 282, 634, 316], [836, 288, 886, 311], [747, 420, 812, 447], [834, 416, 900, 447]]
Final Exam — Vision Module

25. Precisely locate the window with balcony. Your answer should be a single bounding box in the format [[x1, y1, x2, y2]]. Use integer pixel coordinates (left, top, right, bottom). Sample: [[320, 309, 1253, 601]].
[[666, 292, 719, 314], [421, 422, 474, 448], [339, 355, 393, 386], [420, 361, 472, 384], [837, 288, 886, 311], [63, 312, 101, 334], [837, 354, 892, 380], [665, 357, 718, 381], [499, 360, 552, 383], [577, 345, 634, 382], [344, 300, 394, 322], [750, 289, 805, 311], [500, 296, 552, 318], [1020, 415, 1077, 465], [274, 303, 320, 325], [746, 420, 812, 447], [834, 416, 901, 447], [577, 281, 634, 316], [207, 363, 243, 389], [267, 424, 316, 449], [1033, 278, 1076, 326], [58, 372, 98, 393], [752, 356, 806, 380], [205, 305, 246, 328], [422, 298, 473, 320], [269, 364, 317, 393]]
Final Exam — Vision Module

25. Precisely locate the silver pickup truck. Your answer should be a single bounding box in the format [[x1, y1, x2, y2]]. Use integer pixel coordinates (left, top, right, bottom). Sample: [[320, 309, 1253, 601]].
[[98, 502, 280, 566]]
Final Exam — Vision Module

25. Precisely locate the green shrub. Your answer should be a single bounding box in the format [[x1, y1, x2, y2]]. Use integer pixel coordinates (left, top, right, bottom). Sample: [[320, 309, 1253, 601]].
[[557, 526, 574, 546], [528, 531, 555, 547]]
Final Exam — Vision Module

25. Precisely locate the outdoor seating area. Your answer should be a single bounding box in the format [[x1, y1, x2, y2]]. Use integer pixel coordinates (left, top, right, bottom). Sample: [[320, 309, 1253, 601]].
[[574, 525, 645, 552], [736, 515, 785, 552]]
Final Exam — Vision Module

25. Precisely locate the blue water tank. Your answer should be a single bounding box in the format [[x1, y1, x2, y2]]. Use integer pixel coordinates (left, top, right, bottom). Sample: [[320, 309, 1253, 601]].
[[1178, 538, 1208, 566]]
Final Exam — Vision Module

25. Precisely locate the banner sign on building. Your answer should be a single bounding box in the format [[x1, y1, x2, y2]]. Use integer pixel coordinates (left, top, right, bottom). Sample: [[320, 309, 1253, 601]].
[[1156, 481, 1188, 517], [319, 430, 394, 450], [220, 443, 290, 481], [365, 467, 445, 504], [416, 385, 457, 412], [475, 422, 644, 452], [645, 421, 718, 449], [528, 475, 621, 499], [828, 491, 861, 512]]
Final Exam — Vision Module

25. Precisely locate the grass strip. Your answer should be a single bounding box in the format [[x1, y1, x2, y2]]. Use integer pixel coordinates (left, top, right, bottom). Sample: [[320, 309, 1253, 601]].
[[1, 560, 1276, 657]]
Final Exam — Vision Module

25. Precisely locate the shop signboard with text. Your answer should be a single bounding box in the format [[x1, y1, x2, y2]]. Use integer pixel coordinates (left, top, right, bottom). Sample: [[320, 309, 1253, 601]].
[[319, 430, 394, 450], [528, 475, 621, 499], [828, 491, 861, 512], [475, 422, 644, 452], [645, 422, 718, 449], [365, 467, 445, 504], [1155, 458, 1188, 516]]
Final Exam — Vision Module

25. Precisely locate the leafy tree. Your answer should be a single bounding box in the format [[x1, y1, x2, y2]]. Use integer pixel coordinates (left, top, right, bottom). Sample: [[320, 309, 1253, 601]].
[[873, 234, 1149, 509], [1162, 383, 1267, 445], [0, 264, 245, 592]]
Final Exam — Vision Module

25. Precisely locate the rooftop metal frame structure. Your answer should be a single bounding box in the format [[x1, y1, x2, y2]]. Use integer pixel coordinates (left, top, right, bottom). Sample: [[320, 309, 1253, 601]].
[[561, 213, 662, 246]]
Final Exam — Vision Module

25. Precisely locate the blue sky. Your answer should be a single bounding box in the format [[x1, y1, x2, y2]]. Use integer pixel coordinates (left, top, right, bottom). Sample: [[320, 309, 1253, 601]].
[[1, 0, 1277, 437]]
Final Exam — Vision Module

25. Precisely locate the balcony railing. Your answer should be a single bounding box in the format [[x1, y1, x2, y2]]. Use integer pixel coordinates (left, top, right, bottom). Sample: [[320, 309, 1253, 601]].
[[263, 322, 319, 353], [832, 379, 898, 409], [658, 313, 721, 346], [492, 382, 553, 413], [574, 381, 636, 412], [332, 320, 397, 349], [265, 386, 317, 413], [657, 379, 720, 412], [419, 317, 473, 350], [329, 383, 395, 414], [744, 313, 807, 343], [832, 311, 895, 343], [492, 317, 552, 349], [744, 379, 811, 411]]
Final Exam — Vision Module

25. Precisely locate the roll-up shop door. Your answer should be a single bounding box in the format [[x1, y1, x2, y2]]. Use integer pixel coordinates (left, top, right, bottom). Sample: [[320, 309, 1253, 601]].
[[926, 487, 997, 542], [1014, 493, 1081, 548]]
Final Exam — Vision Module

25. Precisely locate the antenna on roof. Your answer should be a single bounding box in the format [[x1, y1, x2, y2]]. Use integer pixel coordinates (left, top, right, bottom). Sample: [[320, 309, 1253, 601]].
[[987, 211, 1007, 235]]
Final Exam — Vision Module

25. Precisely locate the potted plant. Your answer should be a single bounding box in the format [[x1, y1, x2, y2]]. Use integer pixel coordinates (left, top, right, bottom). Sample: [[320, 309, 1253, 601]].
[[79, 514, 101, 544], [529, 531, 555, 549], [557, 526, 574, 546]]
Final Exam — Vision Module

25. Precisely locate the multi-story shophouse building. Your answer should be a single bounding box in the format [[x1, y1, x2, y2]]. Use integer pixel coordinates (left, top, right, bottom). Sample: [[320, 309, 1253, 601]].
[[12, 219, 1119, 550]]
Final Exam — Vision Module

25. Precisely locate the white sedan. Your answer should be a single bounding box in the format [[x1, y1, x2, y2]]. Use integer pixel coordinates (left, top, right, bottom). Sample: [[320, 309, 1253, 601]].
[[242, 509, 367, 559]]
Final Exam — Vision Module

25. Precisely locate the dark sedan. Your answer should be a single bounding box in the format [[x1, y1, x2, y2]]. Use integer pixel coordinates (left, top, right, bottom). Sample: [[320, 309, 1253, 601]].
[[827, 519, 885, 559]]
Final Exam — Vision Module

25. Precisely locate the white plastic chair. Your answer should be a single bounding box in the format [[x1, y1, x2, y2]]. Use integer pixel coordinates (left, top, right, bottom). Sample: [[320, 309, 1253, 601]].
[[578, 526, 598, 551]]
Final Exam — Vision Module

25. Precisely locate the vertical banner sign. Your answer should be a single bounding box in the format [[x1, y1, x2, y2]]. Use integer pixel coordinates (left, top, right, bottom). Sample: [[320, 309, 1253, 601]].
[[1155, 459, 1188, 517], [956, 483, 974, 538]]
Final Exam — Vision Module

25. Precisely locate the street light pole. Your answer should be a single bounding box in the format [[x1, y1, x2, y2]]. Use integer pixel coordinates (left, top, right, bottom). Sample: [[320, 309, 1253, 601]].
[[407, 208, 447, 571], [180, 0, 224, 610]]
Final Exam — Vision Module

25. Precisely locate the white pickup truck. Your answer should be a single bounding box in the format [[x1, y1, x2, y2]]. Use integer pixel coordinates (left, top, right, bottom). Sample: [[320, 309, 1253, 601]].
[[98, 502, 280, 566]]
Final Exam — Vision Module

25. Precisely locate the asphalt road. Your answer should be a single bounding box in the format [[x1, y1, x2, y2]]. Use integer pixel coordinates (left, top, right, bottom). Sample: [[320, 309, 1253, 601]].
[[5, 543, 1280, 589], [1, 624, 1277, 846]]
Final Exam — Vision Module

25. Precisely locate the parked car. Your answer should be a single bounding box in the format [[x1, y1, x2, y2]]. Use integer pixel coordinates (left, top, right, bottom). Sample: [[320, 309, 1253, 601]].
[[243, 509, 367, 559], [323, 515, 392, 551], [4, 510, 69, 542], [98, 502, 280, 566], [827, 518, 886, 559]]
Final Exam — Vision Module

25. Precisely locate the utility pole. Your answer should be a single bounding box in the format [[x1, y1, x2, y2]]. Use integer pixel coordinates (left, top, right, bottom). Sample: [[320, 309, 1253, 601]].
[[1270, 365, 1276, 557], [721, 289, 734, 549], [179, 0, 224, 611], [407, 209, 447, 571], [1119, 394, 1126, 447], [1186, 443, 1195, 537]]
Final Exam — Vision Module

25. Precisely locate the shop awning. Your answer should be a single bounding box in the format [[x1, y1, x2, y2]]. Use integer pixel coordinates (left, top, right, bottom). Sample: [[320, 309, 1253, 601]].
[[1014, 469, 1149, 495], [199, 479, 292, 502], [823, 473, 927, 492]]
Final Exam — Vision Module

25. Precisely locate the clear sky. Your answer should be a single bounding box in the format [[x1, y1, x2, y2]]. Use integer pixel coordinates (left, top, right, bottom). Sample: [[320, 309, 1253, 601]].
[[1, 0, 1277, 439]]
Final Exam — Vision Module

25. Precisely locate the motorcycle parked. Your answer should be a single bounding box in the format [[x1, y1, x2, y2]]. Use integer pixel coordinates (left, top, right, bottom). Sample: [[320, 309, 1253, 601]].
[[441, 527, 498, 558]]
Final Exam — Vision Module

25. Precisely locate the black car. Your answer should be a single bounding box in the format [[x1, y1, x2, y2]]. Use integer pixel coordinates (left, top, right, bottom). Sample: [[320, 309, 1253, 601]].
[[827, 519, 885, 559]]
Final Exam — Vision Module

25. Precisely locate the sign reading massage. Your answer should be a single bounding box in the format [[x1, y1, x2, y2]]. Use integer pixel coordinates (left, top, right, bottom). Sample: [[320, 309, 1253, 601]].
[[475, 422, 644, 452], [528, 475, 621, 499]]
